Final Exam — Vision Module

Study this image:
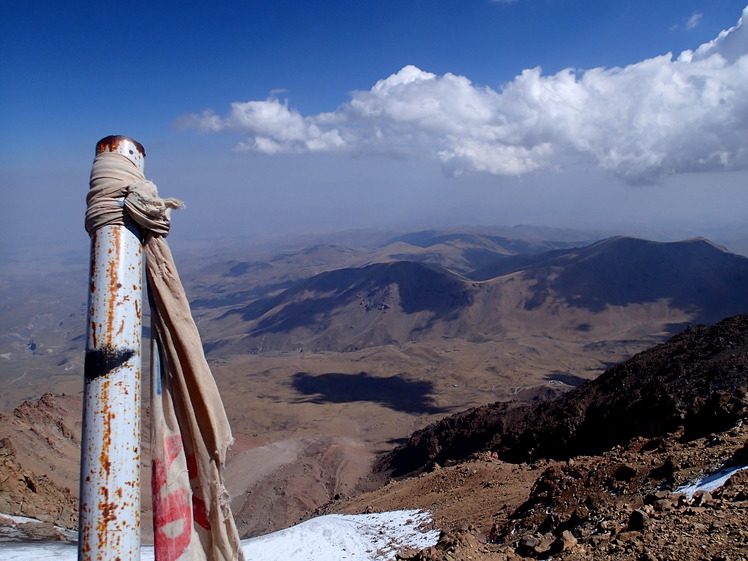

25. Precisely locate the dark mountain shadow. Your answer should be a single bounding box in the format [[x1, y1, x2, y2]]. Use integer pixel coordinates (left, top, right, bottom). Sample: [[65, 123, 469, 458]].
[[545, 237, 748, 324], [223, 260, 272, 278], [291, 371, 446, 414], [226, 261, 473, 335], [380, 313, 748, 478], [468, 247, 577, 281], [461, 247, 513, 270], [192, 279, 295, 308], [474, 237, 748, 327], [545, 372, 588, 386]]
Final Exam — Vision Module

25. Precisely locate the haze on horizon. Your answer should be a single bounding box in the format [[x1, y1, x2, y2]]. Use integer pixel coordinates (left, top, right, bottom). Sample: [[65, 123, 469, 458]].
[[1, 1, 748, 264]]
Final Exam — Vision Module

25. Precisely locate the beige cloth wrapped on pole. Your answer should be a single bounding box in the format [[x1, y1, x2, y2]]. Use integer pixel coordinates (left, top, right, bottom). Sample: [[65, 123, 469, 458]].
[[86, 151, 246, 561]]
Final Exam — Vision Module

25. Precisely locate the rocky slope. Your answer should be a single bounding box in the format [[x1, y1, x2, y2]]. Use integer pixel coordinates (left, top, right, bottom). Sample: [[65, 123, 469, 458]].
[[379, 313, 748, 477], [0, 399, 374, 543], [0, 441, 77, 535], [0, 394, 83, 507], [324, 314, 748, 560], [2, 312, 748, 557], [327, 424, 748, 561]]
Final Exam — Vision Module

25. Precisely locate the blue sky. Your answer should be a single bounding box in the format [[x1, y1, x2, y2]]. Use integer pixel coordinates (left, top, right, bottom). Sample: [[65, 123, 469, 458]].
[[2, 1, 748, 260]]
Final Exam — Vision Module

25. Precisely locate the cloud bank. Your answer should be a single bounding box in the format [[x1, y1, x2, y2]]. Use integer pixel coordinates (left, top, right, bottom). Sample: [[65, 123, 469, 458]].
[[180, 7, 748, 184]]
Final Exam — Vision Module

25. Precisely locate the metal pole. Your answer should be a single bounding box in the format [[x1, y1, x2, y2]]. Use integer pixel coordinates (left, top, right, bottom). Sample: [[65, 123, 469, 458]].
[[79, 136, 145, 561]]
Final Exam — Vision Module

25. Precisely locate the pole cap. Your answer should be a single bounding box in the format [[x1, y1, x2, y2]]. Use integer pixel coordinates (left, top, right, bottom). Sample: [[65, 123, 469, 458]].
[[96, 136, 146, 169]]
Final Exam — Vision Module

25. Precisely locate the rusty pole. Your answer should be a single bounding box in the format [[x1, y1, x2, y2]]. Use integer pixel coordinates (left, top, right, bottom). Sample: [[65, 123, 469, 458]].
[[79, 136, 145, 561]]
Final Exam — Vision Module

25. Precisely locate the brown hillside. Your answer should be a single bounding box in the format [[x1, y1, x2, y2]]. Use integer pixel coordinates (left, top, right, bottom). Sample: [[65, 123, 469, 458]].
[[324, 314, 748, 561], [197, 236, 748, 356], [379, 313, 748, 477]]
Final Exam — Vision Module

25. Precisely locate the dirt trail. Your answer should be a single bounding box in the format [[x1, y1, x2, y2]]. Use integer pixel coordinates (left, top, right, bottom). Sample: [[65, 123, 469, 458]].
[[226, 436, 374, 538]]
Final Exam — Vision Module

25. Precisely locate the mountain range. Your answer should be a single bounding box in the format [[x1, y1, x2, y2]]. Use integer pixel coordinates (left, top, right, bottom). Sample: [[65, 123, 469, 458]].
[[1, 227, 748, 557], [194, 235, 748, 357]]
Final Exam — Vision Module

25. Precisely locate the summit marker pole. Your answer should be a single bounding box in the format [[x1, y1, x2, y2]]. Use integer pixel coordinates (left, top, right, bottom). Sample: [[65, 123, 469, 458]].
[[79, 136, 144, 561]]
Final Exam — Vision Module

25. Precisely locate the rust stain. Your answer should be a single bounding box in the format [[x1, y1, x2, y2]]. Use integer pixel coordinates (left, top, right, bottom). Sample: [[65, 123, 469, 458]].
[[99, 379, 112, 478], [81, 531, 92, 553], [96, 135, 146, 158], [96, 486, 119, 554], [105, 228, 121, 345]]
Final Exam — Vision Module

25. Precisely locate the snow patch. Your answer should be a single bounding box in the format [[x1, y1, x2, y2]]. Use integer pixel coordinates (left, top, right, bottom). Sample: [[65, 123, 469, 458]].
[[0, 514, 76, 542], [0, 509, 439, 561], [676, 464, 748, 498]]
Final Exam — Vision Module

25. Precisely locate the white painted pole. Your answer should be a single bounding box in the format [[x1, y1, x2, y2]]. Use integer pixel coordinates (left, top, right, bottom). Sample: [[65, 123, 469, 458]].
[[79, 136, 145, 561]]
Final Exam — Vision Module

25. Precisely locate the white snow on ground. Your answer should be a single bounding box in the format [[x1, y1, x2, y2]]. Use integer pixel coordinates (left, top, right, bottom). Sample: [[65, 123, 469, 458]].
[[676, 464, 748, 498], [242, 510, 438, 560], [0, 509, 439, 561], [0, 514, 77, 541]]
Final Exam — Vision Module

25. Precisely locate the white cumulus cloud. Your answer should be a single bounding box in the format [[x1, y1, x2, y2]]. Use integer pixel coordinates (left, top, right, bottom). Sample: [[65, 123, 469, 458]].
[[180, 6, 748, 184]]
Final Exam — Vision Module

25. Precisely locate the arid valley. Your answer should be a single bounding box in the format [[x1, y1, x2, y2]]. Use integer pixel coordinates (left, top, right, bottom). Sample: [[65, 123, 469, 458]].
[[2, 226, 748, 560]]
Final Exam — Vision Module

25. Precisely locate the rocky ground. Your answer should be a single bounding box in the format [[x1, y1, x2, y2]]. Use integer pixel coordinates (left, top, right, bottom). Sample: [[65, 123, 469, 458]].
[[0, 444, 77, 541], [0, 394, 80, 541], [324, 314, 748, 560], [379, 314, 748, 476], [321, 421, 748, 560], [1, 314, 747, 560]]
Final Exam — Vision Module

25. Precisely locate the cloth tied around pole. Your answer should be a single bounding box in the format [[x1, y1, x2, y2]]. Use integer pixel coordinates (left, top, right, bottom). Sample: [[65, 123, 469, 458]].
[[85, 152, 184, 235], [87, 151, 246, 561]]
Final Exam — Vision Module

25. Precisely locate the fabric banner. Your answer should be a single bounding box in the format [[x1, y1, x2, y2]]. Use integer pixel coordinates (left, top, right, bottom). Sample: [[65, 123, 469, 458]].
[[87, 151, 245, 561]]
